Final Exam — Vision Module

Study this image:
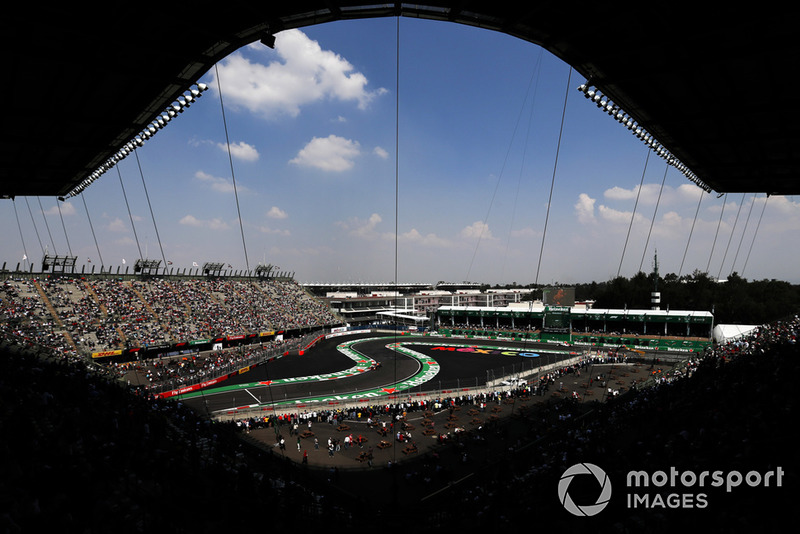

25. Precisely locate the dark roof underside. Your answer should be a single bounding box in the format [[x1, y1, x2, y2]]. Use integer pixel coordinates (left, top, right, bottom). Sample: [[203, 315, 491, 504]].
[[2, 2, 798, 198]]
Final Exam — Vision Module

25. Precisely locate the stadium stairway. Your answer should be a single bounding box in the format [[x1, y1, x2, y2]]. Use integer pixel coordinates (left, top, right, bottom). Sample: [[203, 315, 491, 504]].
[[130, 283, 175, 343], [32, 279, 79, 354]]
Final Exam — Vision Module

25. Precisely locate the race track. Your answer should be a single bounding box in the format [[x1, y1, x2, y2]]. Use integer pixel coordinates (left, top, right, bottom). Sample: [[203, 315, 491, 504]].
[[178, 332, 580, 415]]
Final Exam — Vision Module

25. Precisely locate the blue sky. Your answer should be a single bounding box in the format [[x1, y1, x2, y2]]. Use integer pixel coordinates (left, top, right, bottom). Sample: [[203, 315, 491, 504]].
[[3, 18, 799, 285]]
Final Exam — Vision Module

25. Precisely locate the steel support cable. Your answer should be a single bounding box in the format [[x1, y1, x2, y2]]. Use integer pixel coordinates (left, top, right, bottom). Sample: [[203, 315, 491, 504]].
[[678, 185, 705, 278], [498, 49, 542, 355], [617, 149, 651, 278], [468, 49, 543, 281], [24, 197, 45, 255], [12, 198, 29, 266], [117, 166, 144, 261], [214, 62, 250, 271], [81, 192, 104, 267], [716, 193, 745, 280], [503, 66, 540, 280], [133, 150, 168, 270], [638, 164, 668, 273], [37, 196, 58, 255], [393, 15, 401, 469], [741, 195, 768, 277], [535, 67, 572, 287], [729, 192, 756, 276], [215, 62, 265, 336], [56, 199, 73, 257], [706, 193, 727, 273], [503, 50, 544, 280]]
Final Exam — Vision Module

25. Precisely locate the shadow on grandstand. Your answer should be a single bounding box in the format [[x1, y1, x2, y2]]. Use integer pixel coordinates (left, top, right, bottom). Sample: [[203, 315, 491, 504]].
[[1, 319, 797, 532]]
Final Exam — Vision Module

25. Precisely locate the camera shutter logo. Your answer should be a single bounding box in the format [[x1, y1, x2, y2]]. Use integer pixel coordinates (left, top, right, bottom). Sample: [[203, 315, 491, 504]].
[[558, 463, 613, 516]]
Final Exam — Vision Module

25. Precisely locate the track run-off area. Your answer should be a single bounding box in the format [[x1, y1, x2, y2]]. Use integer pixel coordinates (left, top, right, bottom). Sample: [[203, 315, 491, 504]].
[[177, 331, 584, 417]]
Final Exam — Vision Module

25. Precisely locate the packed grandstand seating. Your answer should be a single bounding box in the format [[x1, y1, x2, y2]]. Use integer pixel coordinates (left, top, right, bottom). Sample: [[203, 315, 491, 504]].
[[111, 338, 295, 393], [0, 277, 341, 358]]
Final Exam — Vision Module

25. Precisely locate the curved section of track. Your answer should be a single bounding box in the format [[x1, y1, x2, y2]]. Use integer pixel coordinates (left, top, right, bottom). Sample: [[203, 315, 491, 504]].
[[178, 332, 580, 416]]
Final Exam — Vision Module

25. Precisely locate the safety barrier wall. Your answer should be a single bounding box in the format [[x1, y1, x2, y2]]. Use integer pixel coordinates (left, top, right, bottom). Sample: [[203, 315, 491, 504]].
[[211, 351, 590, 422], [193, 327, 697, 420]]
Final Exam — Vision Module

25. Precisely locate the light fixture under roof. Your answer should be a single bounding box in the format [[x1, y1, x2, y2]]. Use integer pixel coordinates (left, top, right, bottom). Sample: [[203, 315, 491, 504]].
[[65, 82, 209, 198], [577, 82, 712, 193]]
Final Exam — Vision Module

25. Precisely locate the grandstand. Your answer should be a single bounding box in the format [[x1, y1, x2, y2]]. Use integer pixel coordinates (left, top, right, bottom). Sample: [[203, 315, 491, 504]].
[[1, 274, 342, 362], [2, 296, 796, 531], [1, 262, 794, 533], [436, 304, 714, 352]]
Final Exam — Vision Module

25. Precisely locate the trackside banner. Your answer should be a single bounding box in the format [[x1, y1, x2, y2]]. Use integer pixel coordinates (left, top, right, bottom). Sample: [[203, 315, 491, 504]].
[[91, 349, 123, 359]]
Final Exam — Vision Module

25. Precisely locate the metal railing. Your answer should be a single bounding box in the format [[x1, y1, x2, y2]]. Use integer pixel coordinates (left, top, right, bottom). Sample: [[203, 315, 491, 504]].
[[211, 353, 589, 421]]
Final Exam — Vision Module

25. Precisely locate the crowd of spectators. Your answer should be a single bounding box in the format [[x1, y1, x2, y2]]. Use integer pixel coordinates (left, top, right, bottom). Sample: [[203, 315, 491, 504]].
[[1, 315, 794, 531], [109, 338, 296, 393], [0, 279, 79, 362], [1, 276, 340, 356], [386, 316, 797, 530], [1, 270, 796, 531], [0, 342, 340, 532], [228, 316, 796, 530]]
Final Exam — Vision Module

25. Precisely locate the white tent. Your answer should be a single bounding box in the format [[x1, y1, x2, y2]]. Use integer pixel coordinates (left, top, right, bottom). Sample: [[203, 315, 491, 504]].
[[712, 324, 759, 343]]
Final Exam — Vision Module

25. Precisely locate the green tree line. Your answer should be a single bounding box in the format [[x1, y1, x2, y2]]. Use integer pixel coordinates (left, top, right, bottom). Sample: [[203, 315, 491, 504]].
[[503, 271, 800, 325], [571, 270, 800, 325]]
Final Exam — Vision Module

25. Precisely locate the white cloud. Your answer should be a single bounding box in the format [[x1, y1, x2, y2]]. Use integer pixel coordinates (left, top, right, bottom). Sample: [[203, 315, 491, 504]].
[[373, 146, 389, 159], [336, 215, 457, 248], [337, 213, 382, 238], [760, 195, 800, 233], [179, 215, 202, 227], [460, 221, 492, 240], [604, 182, 707, 207], [652, 211, 688, 240], [604, 183, 672, 205], [211, 29, 387, 119], [574, 193, 596, 223], [218, 141, 259, 162], [44, 202, 76, 216], [257, 225, 290, 236], [399, 228, 453, 248], [765, 194, 800, 215], [208, 218, 231, 230], [604, 185, 639, 201], [707, 195, 742, 215], [179, 214, 230, 230], [267, 206, 288, 219], [660, 210, 684, 227], [598, 205, 636, 224], [107, 217, 127, 232], [194, 170, 250, 193], [676, 183, 705, 200], [290, 135, 361, 172], [510, 227, 539, 238]]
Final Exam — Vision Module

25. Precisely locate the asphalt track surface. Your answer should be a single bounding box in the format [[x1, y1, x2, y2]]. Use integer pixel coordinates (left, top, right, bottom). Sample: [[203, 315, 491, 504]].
[[180, 332, 577, 415], [177, 330, 663, 517], [163, 332, 684, 532]]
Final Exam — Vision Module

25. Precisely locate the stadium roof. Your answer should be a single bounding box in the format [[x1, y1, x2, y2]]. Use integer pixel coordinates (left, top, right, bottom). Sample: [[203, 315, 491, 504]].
[[3, 3, 798, 199]]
